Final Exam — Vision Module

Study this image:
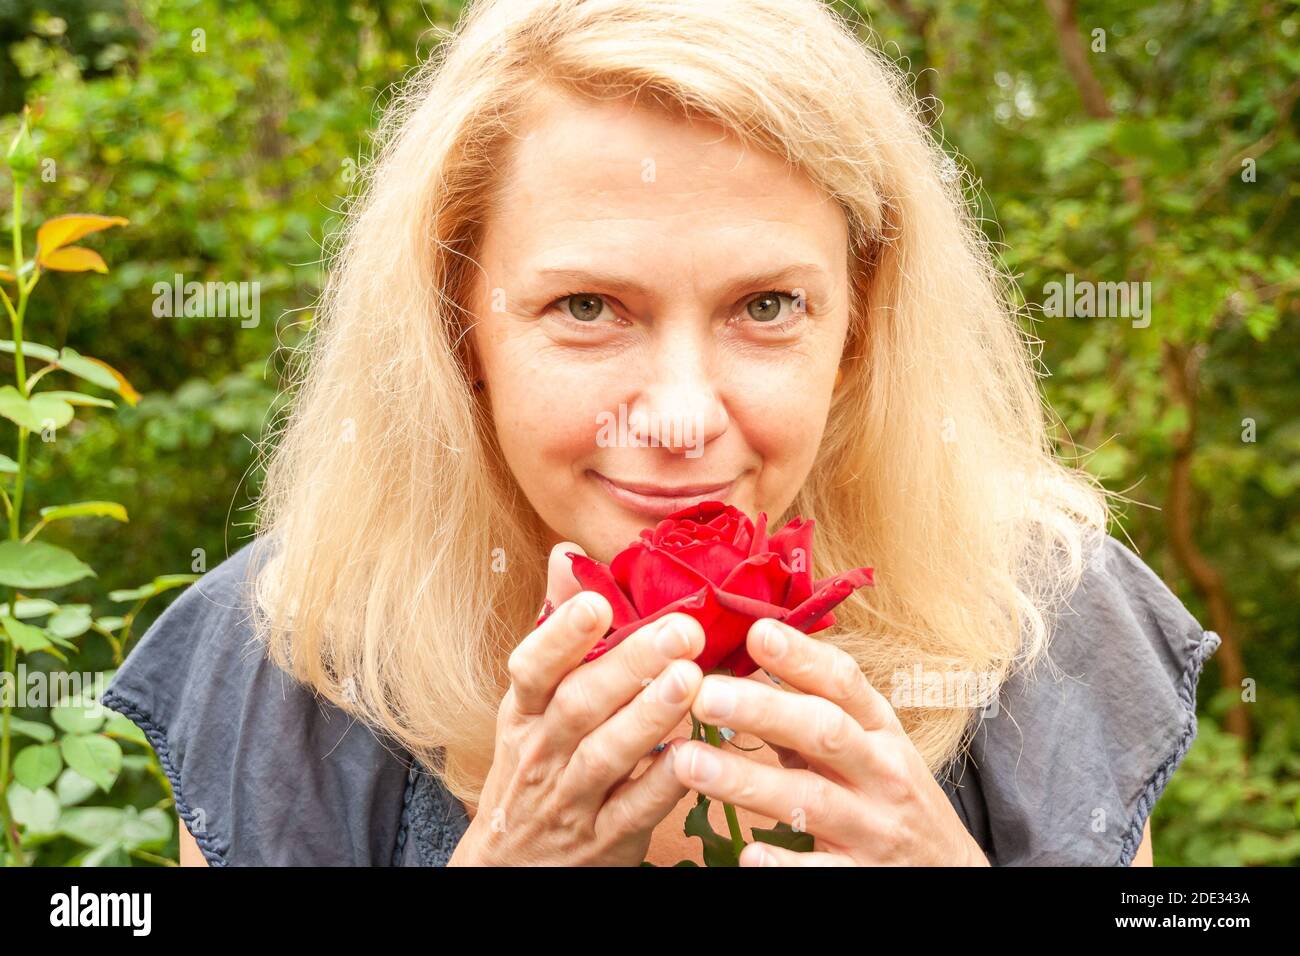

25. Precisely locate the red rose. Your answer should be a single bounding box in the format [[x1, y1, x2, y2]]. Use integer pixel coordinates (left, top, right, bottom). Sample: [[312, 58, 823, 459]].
[[541, 500, 874, 677]]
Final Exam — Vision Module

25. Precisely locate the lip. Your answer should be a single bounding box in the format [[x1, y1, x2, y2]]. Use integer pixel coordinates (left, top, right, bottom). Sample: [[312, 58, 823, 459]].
[[589, 470, 737, 520]]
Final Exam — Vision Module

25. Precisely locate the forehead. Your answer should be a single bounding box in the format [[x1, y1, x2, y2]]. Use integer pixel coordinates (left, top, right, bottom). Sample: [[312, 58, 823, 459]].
[[484, 89, 848, 276]]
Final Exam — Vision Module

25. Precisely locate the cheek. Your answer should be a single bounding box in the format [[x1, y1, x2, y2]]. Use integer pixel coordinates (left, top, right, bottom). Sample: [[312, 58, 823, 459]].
[[726, 352, 835, 469], [485, 342, 610, 472]]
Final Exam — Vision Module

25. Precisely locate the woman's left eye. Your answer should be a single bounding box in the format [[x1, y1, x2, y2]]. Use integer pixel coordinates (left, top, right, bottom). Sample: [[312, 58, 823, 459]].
[[738, 290, 807, 332]]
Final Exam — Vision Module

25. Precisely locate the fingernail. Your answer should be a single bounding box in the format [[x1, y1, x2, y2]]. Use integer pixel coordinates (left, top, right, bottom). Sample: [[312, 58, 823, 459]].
[[759, 619, 787, 659], [655, 617, 692, 657], [660, 662, 691, 704], [687, 746, 719, 783], [696, 679, 735, 721]]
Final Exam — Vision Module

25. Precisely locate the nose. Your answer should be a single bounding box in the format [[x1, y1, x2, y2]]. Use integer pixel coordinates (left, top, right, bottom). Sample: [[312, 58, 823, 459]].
[[626, 328, 729, 458]]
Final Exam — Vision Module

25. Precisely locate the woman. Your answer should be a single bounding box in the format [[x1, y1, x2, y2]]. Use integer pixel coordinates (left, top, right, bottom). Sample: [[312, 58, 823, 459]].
[[101, 0, 1220, 866]]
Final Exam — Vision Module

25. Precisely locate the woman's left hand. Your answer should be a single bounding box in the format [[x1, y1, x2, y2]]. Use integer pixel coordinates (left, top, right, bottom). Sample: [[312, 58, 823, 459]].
[[670, 617, 990, 866]]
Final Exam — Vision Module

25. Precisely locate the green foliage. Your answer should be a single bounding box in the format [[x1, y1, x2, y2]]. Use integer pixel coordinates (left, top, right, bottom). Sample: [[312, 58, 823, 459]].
[[2, 0, 1295, 865]]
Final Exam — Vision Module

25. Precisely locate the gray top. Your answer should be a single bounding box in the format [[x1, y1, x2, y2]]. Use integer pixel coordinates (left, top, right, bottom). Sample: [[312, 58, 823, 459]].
[[100, 533, 1220, 866]]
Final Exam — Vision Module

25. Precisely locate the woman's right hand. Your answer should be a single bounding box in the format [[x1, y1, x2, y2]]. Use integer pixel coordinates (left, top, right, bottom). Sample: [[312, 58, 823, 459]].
[[447, 541, 705, 866]]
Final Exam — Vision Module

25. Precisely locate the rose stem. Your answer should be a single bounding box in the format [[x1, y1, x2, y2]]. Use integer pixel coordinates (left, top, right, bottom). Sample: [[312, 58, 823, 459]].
[[702, 722, 745, 855]]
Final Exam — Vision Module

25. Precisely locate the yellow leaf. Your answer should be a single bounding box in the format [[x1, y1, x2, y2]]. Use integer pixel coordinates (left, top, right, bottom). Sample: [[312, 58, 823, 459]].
[[81, 355, 141, 407], [0, 265, 13, 284], [40, 247, 108, 274], [36, 214, 128, 261]]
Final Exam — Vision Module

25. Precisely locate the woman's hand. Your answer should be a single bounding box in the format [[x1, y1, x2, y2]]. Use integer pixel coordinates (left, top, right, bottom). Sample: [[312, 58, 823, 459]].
[[670, 617, 989, 866], [449, 542, 705, 866]]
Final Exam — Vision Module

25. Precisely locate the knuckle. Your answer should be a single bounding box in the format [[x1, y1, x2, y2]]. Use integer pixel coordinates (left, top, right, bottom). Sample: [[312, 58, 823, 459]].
[[811, 699, 855, 758], [550, 672, 596, 725], [876, 747, 915, 805], [826, 649, 864, 702], [796, 775, 832, 826], [574, 740, 618, 785], [604, 791, 641, 839], [506, 648, 531, 688]]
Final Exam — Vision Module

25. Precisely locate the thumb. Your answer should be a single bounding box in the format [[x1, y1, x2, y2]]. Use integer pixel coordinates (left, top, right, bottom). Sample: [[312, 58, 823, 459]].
[[537, 540, 588, 626]]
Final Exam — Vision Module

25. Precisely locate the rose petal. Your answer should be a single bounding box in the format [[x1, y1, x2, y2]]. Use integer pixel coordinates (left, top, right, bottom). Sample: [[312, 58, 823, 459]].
[[679, 584, 773, 672], [582, 581, 786, 673], [782, 566, 874, 632], [673, 539, 749, 585], [611, 541, 710, 615], [566, 553, 640, 630], [715, 640, 762, 677], [768, 517, 816, 607], [581, 587, 709, 663], [747, 510, 769, 557], [718, 551, 790, 605]]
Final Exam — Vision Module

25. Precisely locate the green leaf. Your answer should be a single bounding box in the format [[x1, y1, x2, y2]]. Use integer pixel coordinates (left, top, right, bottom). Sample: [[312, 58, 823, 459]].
[[51, 692, 108, 734], [684, 794, 741, 867], [103, 713, 147, 746], [0, 386, 40, 431], [0, 386, 74, 431], [47, 604, 93, 641], [39, 501, 129, 524], [750, 820, 815, 853], [34, 391, 116, 409], [0, 340, 60, 363], [13, 743, 63, 790], [8, 716, 56, 743], [1, 615, 52, 654], [56, 767, 99, 807], [7, 783, 61, 835], [78, 841, 129, 867], [11, 598, 59, 618], [0, 540, 96, 589], [60, 805, 170, 851], [109, 573, 199, 602], [0, 453, 16, 474], [58, 806, 125, 847], [59, 733, 122, 793], [121, 806, 173, 850], [55, 347, 122, 393]]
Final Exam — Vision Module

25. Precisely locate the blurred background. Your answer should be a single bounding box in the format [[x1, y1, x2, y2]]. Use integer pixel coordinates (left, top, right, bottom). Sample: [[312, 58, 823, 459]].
[[0, 0, 1296, 865]]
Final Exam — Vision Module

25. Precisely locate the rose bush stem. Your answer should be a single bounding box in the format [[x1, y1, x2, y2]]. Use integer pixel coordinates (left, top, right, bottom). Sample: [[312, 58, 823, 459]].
[[703, 722, 746, 855]]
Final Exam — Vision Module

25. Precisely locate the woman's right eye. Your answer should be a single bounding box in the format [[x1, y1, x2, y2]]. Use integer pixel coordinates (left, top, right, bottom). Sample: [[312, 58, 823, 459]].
[[555, 292, 607, 322]]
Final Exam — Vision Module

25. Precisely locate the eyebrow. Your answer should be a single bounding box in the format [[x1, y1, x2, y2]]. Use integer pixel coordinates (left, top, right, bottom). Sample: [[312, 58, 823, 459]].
[[529, 262, 831, 300]]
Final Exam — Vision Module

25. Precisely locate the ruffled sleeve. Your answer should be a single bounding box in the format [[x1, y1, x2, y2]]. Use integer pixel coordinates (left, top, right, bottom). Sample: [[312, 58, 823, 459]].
[[942, 534, 1221, 865], [99, 539, 413, 866]]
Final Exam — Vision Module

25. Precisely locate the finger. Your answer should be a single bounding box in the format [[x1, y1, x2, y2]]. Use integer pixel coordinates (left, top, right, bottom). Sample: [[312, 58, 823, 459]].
[[746, 618, 900, 734], [542, 612, 705, 753], [691, 674, 874, 785], [597, 737, 693, 843], [744, 668, 808, 769], [564, 658, 703, 806], [537, 541, 587, 623], [507, 590, 612, 716], [739, 843, 852, 867], [672, 739, 871, 848]]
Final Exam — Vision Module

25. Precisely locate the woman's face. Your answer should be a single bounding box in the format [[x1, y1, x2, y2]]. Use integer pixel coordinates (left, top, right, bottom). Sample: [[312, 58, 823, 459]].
[[468, 91, 851, 563]]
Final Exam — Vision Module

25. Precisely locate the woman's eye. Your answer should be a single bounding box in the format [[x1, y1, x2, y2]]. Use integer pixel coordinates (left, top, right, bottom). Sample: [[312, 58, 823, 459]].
[[558, 293, 608, 322], [743, 291, 803, 326]]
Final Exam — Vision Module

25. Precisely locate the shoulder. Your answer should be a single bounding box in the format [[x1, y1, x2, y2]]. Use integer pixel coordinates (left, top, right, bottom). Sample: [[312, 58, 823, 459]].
[[100, 538, 415, 866], [943, 533, 1221, 866]]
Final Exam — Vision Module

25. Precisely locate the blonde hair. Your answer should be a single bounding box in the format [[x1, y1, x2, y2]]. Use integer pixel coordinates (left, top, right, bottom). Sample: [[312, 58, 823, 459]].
[[250, 0, 1111, 805]]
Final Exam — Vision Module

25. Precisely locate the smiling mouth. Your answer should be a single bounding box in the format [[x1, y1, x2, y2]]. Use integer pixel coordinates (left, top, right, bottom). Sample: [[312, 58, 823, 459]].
[[588, 470, 737, 519]]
